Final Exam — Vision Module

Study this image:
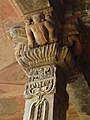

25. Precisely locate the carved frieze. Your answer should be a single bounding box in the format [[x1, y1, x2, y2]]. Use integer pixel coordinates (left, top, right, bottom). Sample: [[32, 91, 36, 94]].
[[24, 65, 56, 98]]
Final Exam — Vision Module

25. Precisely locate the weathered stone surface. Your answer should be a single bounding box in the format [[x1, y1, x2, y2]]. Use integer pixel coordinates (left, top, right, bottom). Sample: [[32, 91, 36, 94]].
[[67, 74, 90, 119], [0, 0, 90, 120], [0, 62, 25, 120], [67, 102, 79, 120], [0, 62, 27, 85], [0, 0, 20, 70], [0, 96, 24, 120]]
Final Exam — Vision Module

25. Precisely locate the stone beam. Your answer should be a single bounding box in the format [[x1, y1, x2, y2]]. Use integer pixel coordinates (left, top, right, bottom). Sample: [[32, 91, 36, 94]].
[[10, 0, 50, 16]]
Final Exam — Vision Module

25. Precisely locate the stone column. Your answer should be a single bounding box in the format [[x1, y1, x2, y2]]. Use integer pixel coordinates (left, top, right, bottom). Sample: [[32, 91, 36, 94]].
[[9, 0, 81, 120]]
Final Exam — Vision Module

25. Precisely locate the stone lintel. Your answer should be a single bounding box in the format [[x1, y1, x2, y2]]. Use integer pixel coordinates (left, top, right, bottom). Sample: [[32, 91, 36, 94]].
[[10, 0, 50, 16]]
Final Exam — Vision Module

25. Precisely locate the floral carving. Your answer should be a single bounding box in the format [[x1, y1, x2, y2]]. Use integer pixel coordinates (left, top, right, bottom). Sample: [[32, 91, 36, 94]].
[[24, 65, 56, 98]]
